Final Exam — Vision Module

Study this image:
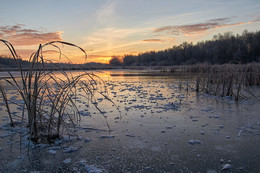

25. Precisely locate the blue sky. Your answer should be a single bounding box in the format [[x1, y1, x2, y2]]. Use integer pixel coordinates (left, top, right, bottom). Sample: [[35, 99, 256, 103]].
[[0, 0, 260, 63]]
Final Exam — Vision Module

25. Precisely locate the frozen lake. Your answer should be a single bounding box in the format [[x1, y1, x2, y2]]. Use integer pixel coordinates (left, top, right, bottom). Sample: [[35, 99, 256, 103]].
[[0, 70, 260, 172]]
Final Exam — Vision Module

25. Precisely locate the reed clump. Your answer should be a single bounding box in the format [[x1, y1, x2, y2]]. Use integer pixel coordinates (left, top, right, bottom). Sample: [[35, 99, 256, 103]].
[[181, 63, 260, 101], [0, 39, 108, 143]]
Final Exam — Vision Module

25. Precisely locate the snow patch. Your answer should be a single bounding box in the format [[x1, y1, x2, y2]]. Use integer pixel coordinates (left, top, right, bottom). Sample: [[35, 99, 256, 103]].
[[188, 140, 201, 145], [222, 163, 232, 170], [63, 158, 71, 164], [85, 165, 107, 173]]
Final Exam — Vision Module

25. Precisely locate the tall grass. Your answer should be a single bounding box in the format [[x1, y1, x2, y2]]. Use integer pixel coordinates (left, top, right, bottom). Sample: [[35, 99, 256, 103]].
[[180, 64, 260, 101], [0, 39, 108, 143]]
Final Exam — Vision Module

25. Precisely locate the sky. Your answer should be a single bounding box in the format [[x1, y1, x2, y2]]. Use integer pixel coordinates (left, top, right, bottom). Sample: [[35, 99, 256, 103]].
[[0, 0, 260, 64]]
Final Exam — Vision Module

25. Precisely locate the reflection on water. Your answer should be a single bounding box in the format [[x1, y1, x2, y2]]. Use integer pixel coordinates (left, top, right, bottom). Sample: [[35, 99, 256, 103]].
[[0, 70, 260, 172]]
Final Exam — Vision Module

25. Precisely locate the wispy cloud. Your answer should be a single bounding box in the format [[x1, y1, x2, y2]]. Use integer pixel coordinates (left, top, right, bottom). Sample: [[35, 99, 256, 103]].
[[152, 17, 259, 36], [208, 17, 231, 23], [143, 39, 164, 42], [248, 16, 260, 23], [95, 0, 118, 26], [153, 17, 233, 35], [0, 24, 63, 46]]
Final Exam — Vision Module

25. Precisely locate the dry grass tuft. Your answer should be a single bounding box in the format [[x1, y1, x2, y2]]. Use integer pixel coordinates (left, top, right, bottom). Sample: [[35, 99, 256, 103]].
[[0, 39, 109, 143], [176, 63, 260, 101]]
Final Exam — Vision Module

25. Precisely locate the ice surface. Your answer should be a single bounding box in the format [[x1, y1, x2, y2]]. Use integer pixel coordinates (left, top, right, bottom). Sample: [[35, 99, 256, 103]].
[[85, 165, 107, 173], [222, 163, 232, 170]]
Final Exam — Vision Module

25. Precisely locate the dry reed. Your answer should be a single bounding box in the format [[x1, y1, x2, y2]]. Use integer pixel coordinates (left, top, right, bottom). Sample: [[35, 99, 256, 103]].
[[177, 63, 260, 101], [0, 39, 109, 143]]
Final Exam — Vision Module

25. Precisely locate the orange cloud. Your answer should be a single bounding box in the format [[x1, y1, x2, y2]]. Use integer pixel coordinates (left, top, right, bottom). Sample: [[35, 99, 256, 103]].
[[0, 24, 63, 46], [143, 39, 164, 42], [248, 16, 260, 24]]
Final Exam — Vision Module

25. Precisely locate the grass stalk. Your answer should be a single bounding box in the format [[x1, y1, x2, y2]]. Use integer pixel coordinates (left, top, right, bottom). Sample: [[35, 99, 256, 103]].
[[0, 39, 110, 143], [0, 83, 14, 126]]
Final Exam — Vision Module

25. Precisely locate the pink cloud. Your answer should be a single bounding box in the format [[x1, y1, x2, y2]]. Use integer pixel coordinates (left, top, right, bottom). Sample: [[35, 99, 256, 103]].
[[152, 17, 257, 36], [0, 25, 63, 46]]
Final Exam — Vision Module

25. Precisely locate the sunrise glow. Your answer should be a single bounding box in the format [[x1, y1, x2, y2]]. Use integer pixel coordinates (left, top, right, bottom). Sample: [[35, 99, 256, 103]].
[[1, 0, 260, 64]]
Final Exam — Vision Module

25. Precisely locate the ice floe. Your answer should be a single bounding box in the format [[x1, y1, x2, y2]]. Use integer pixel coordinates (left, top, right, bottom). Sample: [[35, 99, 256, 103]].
[[78, 110, 91, 116], [84, 138, 92, 142], [188, 140, 201, 145], [222, 163, 232, 170], [63, 158, 71, 164], [64, 147, 78, 153], [48, 150, 57, 154], [85, 165, 107, 173]]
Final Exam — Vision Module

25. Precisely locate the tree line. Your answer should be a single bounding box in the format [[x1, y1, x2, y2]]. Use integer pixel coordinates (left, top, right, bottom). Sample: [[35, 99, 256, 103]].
[[0, 55, 110, 70], [109, 30, 260, 66], [0, 56, 29, 67]]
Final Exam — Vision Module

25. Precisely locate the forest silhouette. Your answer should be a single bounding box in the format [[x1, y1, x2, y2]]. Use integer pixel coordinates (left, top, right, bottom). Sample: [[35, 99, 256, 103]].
[[110, 30, 260, 66]]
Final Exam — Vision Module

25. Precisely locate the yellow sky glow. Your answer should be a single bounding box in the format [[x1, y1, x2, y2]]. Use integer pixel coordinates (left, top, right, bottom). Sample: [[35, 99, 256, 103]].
[[1, 1, 260, 64]]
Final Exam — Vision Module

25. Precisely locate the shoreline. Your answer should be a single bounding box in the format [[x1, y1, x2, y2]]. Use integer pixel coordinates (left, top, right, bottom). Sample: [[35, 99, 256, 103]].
[[1, 63, 260, 72]]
